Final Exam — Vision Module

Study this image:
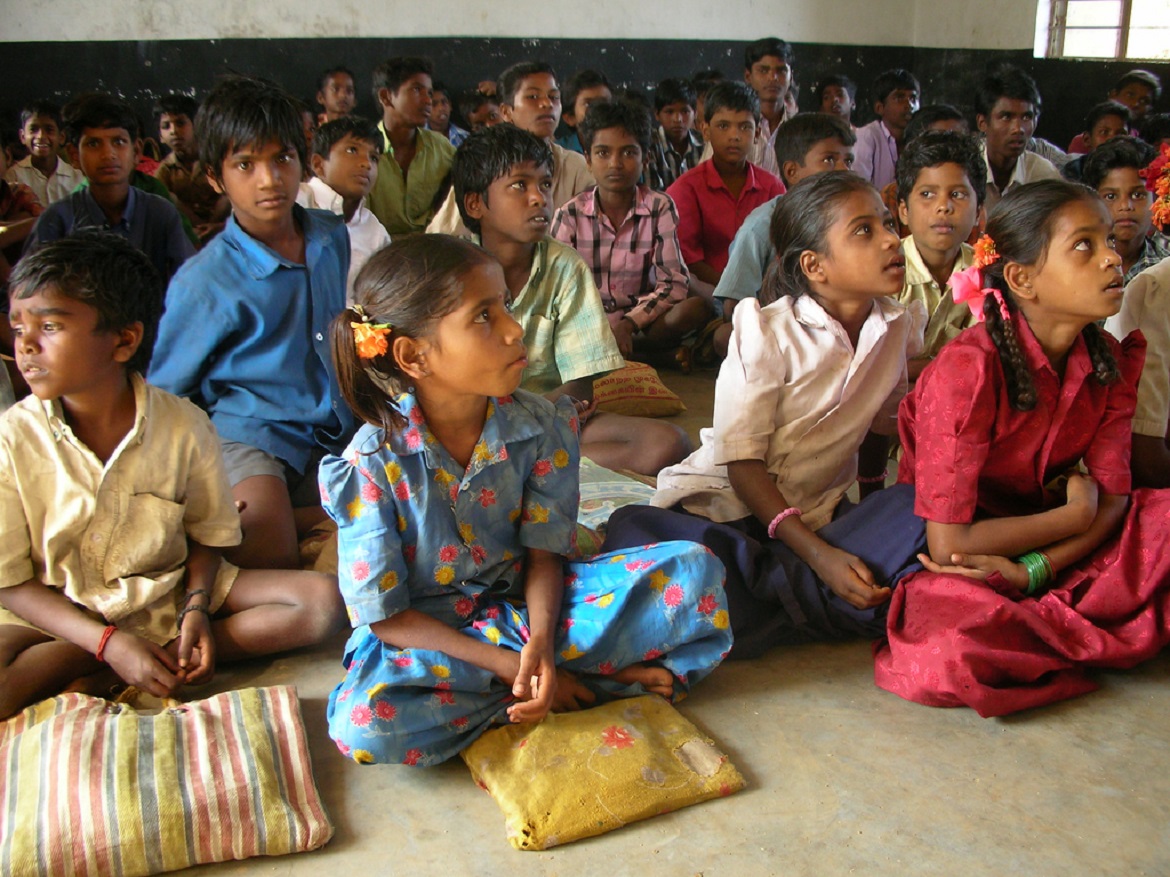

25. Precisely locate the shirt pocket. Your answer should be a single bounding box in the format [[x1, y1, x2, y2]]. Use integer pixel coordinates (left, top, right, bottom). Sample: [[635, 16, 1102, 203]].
[[527, 315, 558, 372], [104, 492, 188, 582]]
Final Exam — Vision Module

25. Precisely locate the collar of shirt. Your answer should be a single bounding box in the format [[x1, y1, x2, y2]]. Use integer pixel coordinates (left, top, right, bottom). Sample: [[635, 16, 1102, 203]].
[[700, 158, 764, 198], [1013, 308, 1091, 387], [901, 236, 974, 288], [576, 184, 653, 231], [472, 234, 550, 310], [220, 203, 329, 280], [40, 371, 150, 455], [790, 290, 904, 333], [981, 142, 1029, 192], [79, 185, 138, 232], [306, 176, 346, 214], [655, 126, 703, 158]]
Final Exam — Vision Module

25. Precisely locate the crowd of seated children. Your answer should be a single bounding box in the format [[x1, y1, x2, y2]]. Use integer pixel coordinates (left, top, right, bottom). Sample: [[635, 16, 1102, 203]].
[[711, 112, 856, 355], [0, 232, 344, 720], [668, 81, 785, 299], [1068, 69, 1161, 153], [148, 75, 355, 571], [316, 65, 357, 125], [154, 93, 230, 243], [451, 122, 690, 477], [296, 115, 392, 302], [366, 56, 455, 236], [3, 102, 83, 210], [26, 93, 194, 285], [976, 65, 1061, 211], [551, 100, 711, 368], [427, 82, 470, 147], [460, 89, 502, 133], [558, 69, 613, 155], [853, 68, 921, 191], [817, 74, 857, 131], [646, 78, 705, 190]]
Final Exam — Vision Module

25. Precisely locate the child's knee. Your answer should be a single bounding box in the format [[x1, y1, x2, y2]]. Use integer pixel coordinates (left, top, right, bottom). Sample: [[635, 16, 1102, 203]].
[[294, 573, 346, 642], [644, 421, 692, 472]]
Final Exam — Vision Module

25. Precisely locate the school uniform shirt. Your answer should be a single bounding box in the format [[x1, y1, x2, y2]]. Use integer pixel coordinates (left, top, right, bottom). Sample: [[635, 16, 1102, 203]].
[[1107, 257, 1170, 439], [712, 194, 780, 307], [667, 160, 784, 275], [981, 143, 1061, 213], [4, 155, 83, 209], [0, 375, 241, 644], [155, 153, 222, 224], [1124, 231, 1170, 284], [368, 124, 455, 236], [647, 126, 705, 191], [297, 177, 392, 303], [550, 185, 689, 331], [853, 120, 899, 191], [899, 236, 976, 360], [654, 294, 926, 530], [148, 205, 355, 473]]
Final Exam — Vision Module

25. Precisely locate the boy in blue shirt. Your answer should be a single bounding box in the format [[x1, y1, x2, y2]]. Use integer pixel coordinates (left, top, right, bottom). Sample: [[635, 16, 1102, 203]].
[[149, 75, 355, 570]]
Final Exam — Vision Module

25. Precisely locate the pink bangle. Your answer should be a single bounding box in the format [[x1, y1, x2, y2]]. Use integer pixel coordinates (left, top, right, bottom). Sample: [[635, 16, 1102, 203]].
[[767, 507, 802, 539], [857, 470, 889, 484]]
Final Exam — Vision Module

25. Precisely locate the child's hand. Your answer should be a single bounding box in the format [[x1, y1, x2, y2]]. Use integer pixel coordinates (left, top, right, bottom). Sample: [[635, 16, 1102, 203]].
[[177, 610, 216, 686], [102, 631, 182, 697], [918, 552, 1030, 591], [1065, 473, 1099, 529], [612, 318, 636, 359], [813, 547, 891, 609], [551, 668, 596, 712], [571, 397, 598, 428], [506, 639, 557, 724]]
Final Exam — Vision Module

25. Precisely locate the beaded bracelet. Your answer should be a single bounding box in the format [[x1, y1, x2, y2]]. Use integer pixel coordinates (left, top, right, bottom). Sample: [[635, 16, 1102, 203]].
[[184, 589, 210, 605], [767, 507, 802, 540], [95, 624, 117, 662], [177, 603, 211, 628], [857, 470, 889, 484], [1017, 551, 1054, 596]]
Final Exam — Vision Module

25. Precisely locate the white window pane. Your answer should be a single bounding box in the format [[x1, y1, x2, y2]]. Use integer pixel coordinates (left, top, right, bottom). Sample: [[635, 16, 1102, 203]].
[[1066, 0, 1123, 27], [1126, 28, 1170, 59], [1064, 28, 1120, 56], [1130, 0, 1170, 21]]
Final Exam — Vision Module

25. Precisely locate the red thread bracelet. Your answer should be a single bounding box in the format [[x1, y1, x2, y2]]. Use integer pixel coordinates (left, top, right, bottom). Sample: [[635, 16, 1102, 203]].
[[95, 625, 117, 662], [857, 470, 889, 484]]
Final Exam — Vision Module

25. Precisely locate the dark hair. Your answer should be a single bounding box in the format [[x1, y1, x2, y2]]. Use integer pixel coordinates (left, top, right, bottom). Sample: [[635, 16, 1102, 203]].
[[980, 179, 1118, 410], [451, 124, 553, 234], [702, 81, 760, 124], [870, 69, 920, 108], [691, 69, 726, 98], [815, 74, 857, 104], [903, 104, 967, 145], [564, 69, 612, 116], [498, 61, 558, 107], [371, 57, 434, 107], [578, 99, 652, 153], [61, 93, 140, 145], [197, 75, 305, 177], [773, 112, 856, 170], [1112, 69, 1162, 101], [1084, 100, 1131, 135], [311, 115, 383, 160], [1080, 135, 1156, 190], [318, 65, 355, 93], [332, 235, 499, 435], [19, 101, 62, 129], [895, 130, 987, 205], [744, 37, 794, 69], [10, 230, 162, 373], [655, 78, 697, 112], [459, 90, 498, 120], [154, 93, 198, 122], [1139, 112, 1170, 145], [975, 66, 1042, 119], [764, 171, 877, 303]]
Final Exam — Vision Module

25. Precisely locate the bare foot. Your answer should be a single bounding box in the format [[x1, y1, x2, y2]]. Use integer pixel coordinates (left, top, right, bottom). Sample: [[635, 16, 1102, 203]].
[[62, 666, 123, 698], [612, 663, 674, 698], [552, 669, 597, 712]]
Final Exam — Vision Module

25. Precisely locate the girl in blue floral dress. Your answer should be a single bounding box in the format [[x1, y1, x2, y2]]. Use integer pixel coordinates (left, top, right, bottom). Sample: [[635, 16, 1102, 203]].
[[321, 235, 732, 767]]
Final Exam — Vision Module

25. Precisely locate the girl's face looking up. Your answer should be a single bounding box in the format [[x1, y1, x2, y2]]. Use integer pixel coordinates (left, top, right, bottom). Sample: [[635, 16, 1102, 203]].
[[806, 188, 905, 301]]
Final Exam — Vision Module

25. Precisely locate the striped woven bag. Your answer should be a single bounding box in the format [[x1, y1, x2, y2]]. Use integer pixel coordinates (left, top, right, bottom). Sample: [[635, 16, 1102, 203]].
[[0, 685, 332, 876]]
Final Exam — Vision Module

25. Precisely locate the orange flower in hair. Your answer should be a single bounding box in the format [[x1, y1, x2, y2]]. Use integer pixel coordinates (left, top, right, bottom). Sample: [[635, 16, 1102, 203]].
[[1140, 143, 1170, 233], [972, 233, 999, 269], [352, 321, 392, 360]]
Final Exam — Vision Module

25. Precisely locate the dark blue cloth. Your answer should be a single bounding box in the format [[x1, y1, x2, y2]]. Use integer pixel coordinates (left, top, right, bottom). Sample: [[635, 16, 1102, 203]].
[[601, 484, 927, 658], [148, 205, 354, 473]]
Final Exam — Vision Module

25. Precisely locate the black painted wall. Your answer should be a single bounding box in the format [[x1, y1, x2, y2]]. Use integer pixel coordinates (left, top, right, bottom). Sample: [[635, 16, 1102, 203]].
[[1, 37, 1167, 150]]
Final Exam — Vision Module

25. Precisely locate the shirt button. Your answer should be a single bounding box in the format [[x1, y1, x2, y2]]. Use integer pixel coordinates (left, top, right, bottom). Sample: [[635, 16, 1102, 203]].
[[315, 332, 324, 341]]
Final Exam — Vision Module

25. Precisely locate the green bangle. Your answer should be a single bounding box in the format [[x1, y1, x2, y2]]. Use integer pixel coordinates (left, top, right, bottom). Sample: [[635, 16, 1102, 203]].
[[1017, 551, 1053, 596]]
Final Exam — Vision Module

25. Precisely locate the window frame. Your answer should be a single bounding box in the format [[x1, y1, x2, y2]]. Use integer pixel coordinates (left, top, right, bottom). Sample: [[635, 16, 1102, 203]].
[[1044, 0, 1166, 61]]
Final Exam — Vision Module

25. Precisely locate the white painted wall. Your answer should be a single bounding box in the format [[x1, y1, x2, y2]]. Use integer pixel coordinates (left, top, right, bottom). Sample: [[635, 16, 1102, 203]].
[[3, 0, 1038, 49]]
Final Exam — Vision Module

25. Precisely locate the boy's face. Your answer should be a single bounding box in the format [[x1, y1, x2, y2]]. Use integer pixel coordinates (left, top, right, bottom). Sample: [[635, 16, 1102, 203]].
[[301, 110, 318, 151], [210, 139, 301, 235], [978, 98, 1037, 163], [897, 162, 979, 259], [820, 85, 854, 121], [657, 101, 696, 145], [382, 73, 433, 129], [314, 134, 379, 200], [501, 74, 562, 141], [467, 100, 502, 133], [876, 88, 919, 135], [10, 285, 139, 404], [159, 113, 196, 161], [566, 85, 612, 127], [745, 55, 791, 104], [703, 109, 756, 166], [76, 126, 136, 188], [464, 160, 553, 244], [429, 92, 452, 130], [318, 73, 356, 117], [1110, 82, 1155, 121], [1096, 166, 1151, 248], [19, 115, 61, 161], [1086, 113, 1128, 151], [784, 136, 855, 188], [586, 127, 643, 196]]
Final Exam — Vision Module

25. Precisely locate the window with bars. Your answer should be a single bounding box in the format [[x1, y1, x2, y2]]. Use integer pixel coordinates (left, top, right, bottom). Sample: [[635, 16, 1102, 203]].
[[1043, 0, 1170, 60]]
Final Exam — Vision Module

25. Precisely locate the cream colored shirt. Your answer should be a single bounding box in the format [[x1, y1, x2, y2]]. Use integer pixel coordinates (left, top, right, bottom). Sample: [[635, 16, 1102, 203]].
[[981, 145, 1060, 213], [654, 294, 925, 529], [899, 236, 976, 361], [1106, 258, 1170, 438], [4, 156, 84, 209], [0, 375, 241, 641]]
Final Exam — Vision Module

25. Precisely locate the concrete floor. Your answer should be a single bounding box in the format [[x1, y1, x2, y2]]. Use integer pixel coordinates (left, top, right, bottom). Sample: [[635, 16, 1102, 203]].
[[188, 368, 1170, 876]]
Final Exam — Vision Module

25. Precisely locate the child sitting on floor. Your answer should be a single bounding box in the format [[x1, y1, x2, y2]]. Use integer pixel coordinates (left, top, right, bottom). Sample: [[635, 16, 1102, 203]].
[[321, 235, 731, 766], [646, 78, 704, 191], [0, 233, 344, 720], [853, 68, 921, 191], [603, 172, 927, 658], [3, 101, 83, 210], [875, 179, 1170, 717], [154, 93, 230, 243]]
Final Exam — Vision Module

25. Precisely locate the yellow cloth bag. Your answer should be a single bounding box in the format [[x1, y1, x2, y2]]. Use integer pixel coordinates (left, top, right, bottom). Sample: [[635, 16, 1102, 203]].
[[461, 695, 744, 850]]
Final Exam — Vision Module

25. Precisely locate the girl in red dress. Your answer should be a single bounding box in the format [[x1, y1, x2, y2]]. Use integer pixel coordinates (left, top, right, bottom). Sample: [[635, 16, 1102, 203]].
[[874, 178, 1170, 717]]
